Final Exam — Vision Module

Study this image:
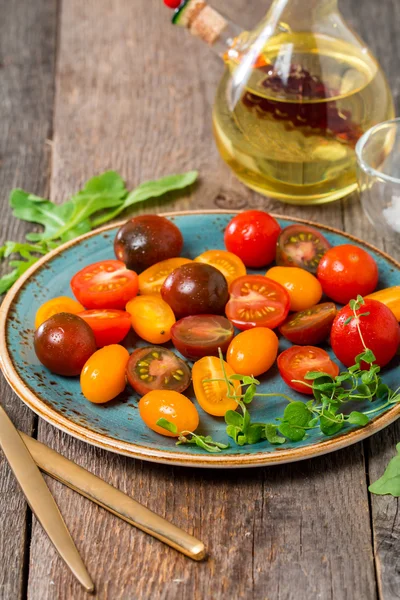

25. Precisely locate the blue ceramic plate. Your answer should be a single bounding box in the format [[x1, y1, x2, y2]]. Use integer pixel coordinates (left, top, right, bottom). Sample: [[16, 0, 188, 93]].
[[1, 211, 399, 468]]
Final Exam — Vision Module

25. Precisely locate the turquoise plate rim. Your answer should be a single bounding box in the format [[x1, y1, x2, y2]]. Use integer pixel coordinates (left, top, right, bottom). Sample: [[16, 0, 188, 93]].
[[1, 210, 399, 469]]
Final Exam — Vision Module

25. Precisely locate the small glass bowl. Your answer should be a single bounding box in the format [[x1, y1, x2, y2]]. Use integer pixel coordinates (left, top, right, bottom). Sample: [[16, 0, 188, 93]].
[[356, 118, 400, 244]]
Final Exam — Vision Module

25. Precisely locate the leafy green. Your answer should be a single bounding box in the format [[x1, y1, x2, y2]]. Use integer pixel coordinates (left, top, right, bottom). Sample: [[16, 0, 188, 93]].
[[0, 169, 198, 294], [156, 418, 178, 434], [369, 443, 400, 497]]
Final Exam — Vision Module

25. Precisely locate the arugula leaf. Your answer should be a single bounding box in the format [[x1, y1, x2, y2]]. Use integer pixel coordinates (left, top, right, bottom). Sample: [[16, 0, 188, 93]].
[[369, 443, 400, 497]]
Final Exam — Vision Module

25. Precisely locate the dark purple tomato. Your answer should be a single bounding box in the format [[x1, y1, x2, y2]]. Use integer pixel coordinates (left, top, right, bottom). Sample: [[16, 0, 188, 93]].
[[279, 302, 337, 345], [171, 315, 235, 360], [126, 346, 191, 396], [161, 263, 229, 319], [276, 224, 331, 274], [114, 215, 183, 273], [34, 313, 97, 376]]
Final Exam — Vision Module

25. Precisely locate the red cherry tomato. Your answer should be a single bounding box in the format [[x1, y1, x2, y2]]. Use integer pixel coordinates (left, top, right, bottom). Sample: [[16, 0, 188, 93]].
[[224, 210, 281, 268], [71, 260, 138, 310], [164, 0, 182, 8], [317, 245, 378, 305], [331, 299, 400, 368], [278, 346, 339, 395], [225, 275, 290, 330], [171, 315, 234, 360], [78, 310, 131, 347]]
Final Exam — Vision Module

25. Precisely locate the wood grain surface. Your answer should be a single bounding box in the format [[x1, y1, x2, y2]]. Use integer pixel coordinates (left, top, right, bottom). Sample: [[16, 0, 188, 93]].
[[0, 0, 399, 599]]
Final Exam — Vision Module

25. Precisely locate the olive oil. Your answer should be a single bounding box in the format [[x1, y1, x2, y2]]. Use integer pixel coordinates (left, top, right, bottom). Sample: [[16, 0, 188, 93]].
[[213, 33, 394, 204]]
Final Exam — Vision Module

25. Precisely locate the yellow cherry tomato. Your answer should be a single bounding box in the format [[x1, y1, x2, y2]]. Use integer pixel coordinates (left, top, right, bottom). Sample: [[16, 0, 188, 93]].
[[126, 295, 176, 344], [35, 296, 84, 329], [192, 356, 240, 417], [227, 327, 279, 376], [194, 250, 247, 286], [138, 258, 192, 295], [80, 344, 129, 404], [265, 266, 322, 312], [139, 390, 199, 437], [366, 286, 400, 321]]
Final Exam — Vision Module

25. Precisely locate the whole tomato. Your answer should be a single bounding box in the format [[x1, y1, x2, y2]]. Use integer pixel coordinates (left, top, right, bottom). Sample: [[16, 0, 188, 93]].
[[331, 299, 400, 368], [317, 244, 378, 305], [224, 210, 281, 268]]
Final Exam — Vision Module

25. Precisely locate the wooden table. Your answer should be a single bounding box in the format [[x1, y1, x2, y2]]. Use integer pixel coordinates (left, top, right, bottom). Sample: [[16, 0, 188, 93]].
[[1, 1, 399, 598]]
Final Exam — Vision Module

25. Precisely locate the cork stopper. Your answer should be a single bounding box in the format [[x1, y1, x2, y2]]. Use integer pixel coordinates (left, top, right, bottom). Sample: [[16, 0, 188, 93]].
[[189, 5, 228, 45]]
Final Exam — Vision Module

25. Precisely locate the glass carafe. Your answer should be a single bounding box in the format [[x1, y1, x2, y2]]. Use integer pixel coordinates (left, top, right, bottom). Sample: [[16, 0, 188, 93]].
[[170, 0, 394, 204]]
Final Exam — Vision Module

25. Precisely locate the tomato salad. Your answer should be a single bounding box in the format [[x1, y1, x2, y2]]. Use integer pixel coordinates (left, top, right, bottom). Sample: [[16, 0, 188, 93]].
[[33, 212, 400, 449]]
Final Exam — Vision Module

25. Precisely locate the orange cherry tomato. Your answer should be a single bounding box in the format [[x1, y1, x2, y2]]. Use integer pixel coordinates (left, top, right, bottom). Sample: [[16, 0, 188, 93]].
[[139, 390, 199, 437], [192, 356, 240, 417], [365, 286, 400, 321], [194, 250, 246, 286], [126, 295, 176, 344], [138, 257, 192, 295], [80, 345, 130, 403], [227, 328, 279, 377], [265, 266, 322, 312], [35, 296, 84, 329]]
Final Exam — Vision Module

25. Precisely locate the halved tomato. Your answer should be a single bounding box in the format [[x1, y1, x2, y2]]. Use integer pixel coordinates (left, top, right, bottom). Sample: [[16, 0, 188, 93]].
[[171, 315, 234, 360], [78, 309, 131, 347], [192, 356, 240, 417], [35, 296, 84, 329], [71, 260, 138, 310], [277, 346, 339, 395], [194, 250, 246, 286], [276, 225, 331, 274], [126, 346, 191, 396], [279, 302, 337, 345], [225, 275, 290, 330], [138, 257, 192, 295]]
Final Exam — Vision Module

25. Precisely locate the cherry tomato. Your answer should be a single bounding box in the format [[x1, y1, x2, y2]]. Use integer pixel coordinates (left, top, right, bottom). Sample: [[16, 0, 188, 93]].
[[192, 356, 240, 417], [227, 328, 278, 377], [331, 299, 400, 368], [138, 257, 192, 295], [139, 390, 199, 438], [194, 250, 246, 286], [279, 302, 337, 345], [126, 346, 191, 396], [366, 286, 400, 321], [35, 296, 84, 329], [80, 345, 130, 403], [265, 266, 322, 312], [34, 313, 97, 376], [71, 260, 138, 310], [161, 263, 229, 319], [225, 275, 290, 331], [163, 0, 182, 8], [171, 315, 234, 361], [114, 215, 183, 273], [224, 210, 281, 268], [78, 309, 131, 347], [317, 244, 378, 305], [126, 295, 176, 344], [278, 346, 339, 395], [276, 224, 331, 274]]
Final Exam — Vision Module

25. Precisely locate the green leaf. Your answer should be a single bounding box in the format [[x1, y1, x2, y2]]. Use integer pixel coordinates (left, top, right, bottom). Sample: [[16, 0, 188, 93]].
[[335, 372, 352, 384], [246, 424, 264, 445], [369, 443, 400, 497], [156, 418, 178, 434], [376, 383, 390, 402], [265, 424, 285, 445], [242, 375, 260, 386], [242, 408, 251, 435], [355, 349, 376, 365], [344, 316, 353, 325], [308, 417, 319, 427], [224, 410, 243, 428], [356, 383, 372, 398], [304, 371, 332, 381], [91, 171, 198, 227], [320, 411, 344, 436], [243, 384, 256, 404], [278, 422, 306, 442], [226, 425, 242, 443], [283, 402, 312, 427], [0, 256, 39, 294], [347, 411, 369, 426]]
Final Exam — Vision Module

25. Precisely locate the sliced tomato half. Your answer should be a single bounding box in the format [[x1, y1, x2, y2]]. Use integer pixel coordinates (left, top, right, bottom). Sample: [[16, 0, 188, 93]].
[[71, 260, 138, 310], [279, 302, 337, 345], [277, 346, 339, 395], [225, 275, 290, 330], [171, 315, 235, 360], [126, 346, 191, 396], [78, 309, 131, 347]]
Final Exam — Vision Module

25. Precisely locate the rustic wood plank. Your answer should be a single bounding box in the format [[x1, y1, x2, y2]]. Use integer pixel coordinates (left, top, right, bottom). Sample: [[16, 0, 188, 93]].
[[0, 0, 57, 598], [25, 1, 380, 599], [340, 2, 400, 598]]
